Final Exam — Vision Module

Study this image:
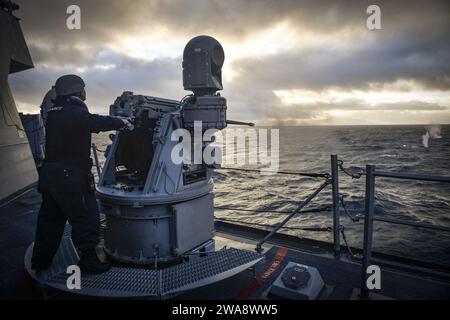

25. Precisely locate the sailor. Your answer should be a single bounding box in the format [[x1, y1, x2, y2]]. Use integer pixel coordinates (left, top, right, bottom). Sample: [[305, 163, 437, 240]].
[[31, 74, 131, 274]]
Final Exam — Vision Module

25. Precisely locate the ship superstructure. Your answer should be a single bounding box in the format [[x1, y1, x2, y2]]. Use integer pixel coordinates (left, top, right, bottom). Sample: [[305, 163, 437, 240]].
[[0, 1, 37, 204]]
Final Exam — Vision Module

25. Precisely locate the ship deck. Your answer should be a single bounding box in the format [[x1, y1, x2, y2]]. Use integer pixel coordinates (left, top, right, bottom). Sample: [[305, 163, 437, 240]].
[[0, 187, 449, 300]]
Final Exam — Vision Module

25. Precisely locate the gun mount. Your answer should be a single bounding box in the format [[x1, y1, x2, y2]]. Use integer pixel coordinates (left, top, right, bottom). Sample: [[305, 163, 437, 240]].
[[96, 36, 231, 265]]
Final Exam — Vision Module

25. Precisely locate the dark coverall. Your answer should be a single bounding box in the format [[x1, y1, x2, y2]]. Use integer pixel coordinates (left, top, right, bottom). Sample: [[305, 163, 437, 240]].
[[31, 97, 124, 269]]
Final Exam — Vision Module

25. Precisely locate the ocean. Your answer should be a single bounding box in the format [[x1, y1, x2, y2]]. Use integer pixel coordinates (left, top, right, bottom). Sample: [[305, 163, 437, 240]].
[[92, 125, 450, 266]]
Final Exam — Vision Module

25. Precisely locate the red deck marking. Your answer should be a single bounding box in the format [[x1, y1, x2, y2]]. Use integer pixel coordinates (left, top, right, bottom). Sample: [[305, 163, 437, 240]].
[[235, 246, 288, 300]]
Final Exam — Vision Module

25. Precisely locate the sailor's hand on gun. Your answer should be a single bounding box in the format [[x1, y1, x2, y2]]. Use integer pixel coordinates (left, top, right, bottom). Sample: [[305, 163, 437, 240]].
[[118, 116, 135, 131]]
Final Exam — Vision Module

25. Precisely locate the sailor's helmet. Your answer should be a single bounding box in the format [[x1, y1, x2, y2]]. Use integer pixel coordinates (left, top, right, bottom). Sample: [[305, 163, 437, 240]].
[[55, 74, 85, 97]]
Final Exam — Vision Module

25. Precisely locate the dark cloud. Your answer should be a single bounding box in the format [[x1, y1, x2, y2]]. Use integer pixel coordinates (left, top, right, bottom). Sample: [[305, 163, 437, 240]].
[[28, 43, 92, 66], [231, 41, 450, 91], [14, 0, 367, 42], [10, 50, 184, 113], [15, 0, 449, 44]]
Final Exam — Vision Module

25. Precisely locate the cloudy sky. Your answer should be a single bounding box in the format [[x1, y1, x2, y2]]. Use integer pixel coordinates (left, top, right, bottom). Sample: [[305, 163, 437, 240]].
[[9, 0, 450, 125]]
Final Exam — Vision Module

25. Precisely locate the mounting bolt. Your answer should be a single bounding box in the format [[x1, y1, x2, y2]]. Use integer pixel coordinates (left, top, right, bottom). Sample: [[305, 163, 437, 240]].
[[255, 243, 263, 253]]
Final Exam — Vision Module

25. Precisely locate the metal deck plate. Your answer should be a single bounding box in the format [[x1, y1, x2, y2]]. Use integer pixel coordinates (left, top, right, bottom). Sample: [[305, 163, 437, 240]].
[[161, 248, 263, 297], [24, 225, 263, 298]]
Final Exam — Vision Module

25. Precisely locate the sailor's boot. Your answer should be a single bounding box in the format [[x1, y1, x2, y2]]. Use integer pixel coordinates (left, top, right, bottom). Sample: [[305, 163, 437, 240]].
[[78, 248, 111, 274]]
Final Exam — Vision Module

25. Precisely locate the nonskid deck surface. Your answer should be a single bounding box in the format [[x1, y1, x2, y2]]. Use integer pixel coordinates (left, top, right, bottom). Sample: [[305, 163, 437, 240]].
[[24, 233, 263, 299], [1, 187, 450, 299]]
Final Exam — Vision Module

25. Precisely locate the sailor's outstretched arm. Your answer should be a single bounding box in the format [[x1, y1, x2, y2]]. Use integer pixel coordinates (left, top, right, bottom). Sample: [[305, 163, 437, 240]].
[[77, 109, 127, 133]]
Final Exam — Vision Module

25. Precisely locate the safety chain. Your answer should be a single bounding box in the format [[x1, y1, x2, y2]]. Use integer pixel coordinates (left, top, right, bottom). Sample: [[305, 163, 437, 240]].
[[337, 159, 363, 179], [339, 194, 360, 222], [339, 225, 360, 260], [335, 159, 364, 259]]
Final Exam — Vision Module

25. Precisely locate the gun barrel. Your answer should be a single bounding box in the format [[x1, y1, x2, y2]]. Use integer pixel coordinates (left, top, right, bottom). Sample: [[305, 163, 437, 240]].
[[226, 119, 255, 127]]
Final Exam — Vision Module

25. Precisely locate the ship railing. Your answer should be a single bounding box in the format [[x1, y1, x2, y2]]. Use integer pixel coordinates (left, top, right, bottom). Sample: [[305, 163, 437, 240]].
[[360, 165, 450, 298], [217, 154, 342, 256]]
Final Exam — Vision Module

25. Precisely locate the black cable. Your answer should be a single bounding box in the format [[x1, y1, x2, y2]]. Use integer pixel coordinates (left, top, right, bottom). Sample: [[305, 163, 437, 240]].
[[214, 205, 331, 215], [218, 167, 330, 179], [180, 94, 193, 103]]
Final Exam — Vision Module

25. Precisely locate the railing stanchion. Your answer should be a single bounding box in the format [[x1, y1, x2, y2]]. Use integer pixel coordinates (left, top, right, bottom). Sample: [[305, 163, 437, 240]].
[[361, 164, 375, 299], [331, 154, 341, 257]]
